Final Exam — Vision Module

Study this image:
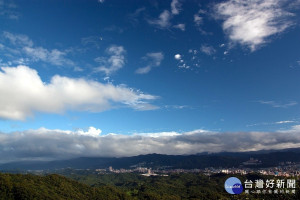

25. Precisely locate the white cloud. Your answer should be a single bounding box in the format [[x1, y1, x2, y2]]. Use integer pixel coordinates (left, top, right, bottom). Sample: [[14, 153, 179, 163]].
[[135, 66, 151, 74], [171, 0, 181, 15], [276, 120, 295, 124], [194, 14, 202, 26], [200, 45, 216, 55], [98, 0, 105, 3], [146, 52, 164, 66], [173, 23, 185, 31], [178, 63, 190, 69], [1, 127, 300, 163], [215, 0, 294, 51], [148, 0, 183, 29], [258, 100, 298, 108], [2, 32, 73, 66], [193, 9, 209, 34], [148, 10, 172, 29], [174, 54, 191, 69], [0, 65, 158, 120], [165, 105, 189, 109], [23, 47, 73, 66], [174, 54, 181, 60], [0, 0, 19, 19], [3, 31, 33, 47], [94, 45, 126, 75], [135, 52, 164, 74], [77, 127, 102, 137]]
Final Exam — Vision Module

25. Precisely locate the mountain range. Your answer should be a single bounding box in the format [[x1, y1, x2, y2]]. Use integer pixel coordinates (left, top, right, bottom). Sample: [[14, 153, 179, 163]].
[[1, 148, 300, 171]]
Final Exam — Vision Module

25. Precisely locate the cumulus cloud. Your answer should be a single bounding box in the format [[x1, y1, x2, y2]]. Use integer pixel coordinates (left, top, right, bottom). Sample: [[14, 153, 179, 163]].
[[215, 0, 295, 51], [135, 52, 164, 74], [94, 45, 126, 75], [77, 127, 102, 137], [0, 65, 158, 120], [1, 127, 300, 163]]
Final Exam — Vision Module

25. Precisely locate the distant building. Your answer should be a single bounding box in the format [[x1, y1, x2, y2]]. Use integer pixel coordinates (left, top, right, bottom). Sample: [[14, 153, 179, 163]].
[[141, 168, 158, 176], [221, 169, 229, 174]]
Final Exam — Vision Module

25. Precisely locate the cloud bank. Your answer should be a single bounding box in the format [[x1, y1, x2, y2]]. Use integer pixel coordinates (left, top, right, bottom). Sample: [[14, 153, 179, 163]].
[[0, 65, 157, 120], [1, 127, 300, 163]]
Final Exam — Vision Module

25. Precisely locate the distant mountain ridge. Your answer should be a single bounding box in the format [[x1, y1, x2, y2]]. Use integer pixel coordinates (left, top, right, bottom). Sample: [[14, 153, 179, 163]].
[[1, 148, 300, 171]]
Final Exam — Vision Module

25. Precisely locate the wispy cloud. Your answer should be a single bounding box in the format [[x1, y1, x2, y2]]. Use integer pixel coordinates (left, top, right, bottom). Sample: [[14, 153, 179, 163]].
[[194, 13, 203, 26], [94, 45, 126, 75], [258, 100, 298, 108], [215, 0, 295, 51], [1, 127, 300, 162], [276, 120, 295, 124], [170, 0, 182, 15], [164, 105, 190, 110], [148, 10, 172, 29], [81, 35, 102, 49], [23, 47, 73, 66], [247, 119, 297, 127], [200, 44, 216, 55], [0, 0, 19, 19], [148, 0, 183, 29], [1, 31, 74, 66], [3, 31, 33, 47], [135, 52, 164, 74], [193, 9, 209, 34], [173, 23, 185, 31], [0, 65, 158, 120], [128, 7, 146, 25]]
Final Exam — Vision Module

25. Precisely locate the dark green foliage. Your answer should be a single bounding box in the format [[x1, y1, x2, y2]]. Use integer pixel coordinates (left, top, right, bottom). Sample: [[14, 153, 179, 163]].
[[63, 171, 300, 200], [1, 172, 299, 200], [0, 173, 130, 200]]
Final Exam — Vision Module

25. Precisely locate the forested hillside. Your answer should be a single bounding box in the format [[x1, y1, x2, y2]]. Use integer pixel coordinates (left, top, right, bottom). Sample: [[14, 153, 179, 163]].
[[0, 173, 129, 200], [1, 172, 299, 200]]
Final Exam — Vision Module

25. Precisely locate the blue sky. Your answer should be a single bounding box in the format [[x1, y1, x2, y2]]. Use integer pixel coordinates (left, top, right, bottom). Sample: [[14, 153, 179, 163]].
[[0, 0, 300, 161]]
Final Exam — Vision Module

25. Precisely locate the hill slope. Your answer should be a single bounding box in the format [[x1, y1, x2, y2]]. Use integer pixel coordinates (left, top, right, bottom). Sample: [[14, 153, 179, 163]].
[[0, 173, 129, 200]]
